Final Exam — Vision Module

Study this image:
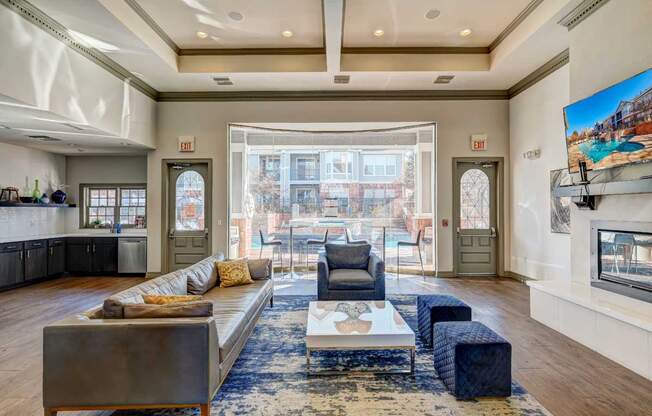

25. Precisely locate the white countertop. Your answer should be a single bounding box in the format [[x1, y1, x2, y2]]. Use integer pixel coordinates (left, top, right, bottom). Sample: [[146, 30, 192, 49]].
[[0, 230, 147, 244], [527, 280, 652, 332]]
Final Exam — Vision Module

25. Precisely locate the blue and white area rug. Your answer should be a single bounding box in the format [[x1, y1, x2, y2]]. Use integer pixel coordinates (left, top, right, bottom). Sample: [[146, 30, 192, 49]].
[[120, 295, 551, 415]]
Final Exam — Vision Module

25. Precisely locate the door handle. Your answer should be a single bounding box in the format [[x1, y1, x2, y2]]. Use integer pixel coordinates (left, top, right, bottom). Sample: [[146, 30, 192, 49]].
[[92, 244, 96, 253], [168, 229, 175, 239], [86, 244, 90, 253], [204, 228, 209, 239], [26, 250, 30, 259]]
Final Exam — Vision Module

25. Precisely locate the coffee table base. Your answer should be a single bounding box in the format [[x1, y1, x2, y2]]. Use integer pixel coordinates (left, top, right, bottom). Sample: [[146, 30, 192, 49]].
[[306, 346, 416, 375]]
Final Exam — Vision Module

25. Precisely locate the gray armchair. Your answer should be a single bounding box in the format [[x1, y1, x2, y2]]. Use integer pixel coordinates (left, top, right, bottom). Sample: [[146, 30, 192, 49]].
[[317, 243, 385, 300]]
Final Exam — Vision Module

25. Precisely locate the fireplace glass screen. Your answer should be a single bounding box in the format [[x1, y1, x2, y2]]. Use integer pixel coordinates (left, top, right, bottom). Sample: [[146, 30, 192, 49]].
[[598, 230, 652, 291]]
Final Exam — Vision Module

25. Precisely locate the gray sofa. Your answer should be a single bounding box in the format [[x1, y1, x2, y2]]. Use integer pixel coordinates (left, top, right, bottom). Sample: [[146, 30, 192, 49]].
[[43, 253, 273, 416], [317, 243, 385, 300]]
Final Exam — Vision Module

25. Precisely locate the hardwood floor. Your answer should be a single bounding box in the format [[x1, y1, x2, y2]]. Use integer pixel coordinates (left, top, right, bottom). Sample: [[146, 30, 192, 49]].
[[1, 275, 650, 416]]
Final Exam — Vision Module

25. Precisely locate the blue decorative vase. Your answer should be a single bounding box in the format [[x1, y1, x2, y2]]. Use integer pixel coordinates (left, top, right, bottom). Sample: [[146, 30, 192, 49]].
[[51, 190, 67, 204]]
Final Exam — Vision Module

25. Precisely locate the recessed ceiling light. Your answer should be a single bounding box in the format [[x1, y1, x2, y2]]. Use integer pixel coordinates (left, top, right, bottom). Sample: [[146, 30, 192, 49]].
[[228, 11, 244, 21], [196, 31, 208, 39], [281, 29, 293, 38], [425, 9, 440, 20], [373, 29, 385, 37], [459, 28, 473, 37]]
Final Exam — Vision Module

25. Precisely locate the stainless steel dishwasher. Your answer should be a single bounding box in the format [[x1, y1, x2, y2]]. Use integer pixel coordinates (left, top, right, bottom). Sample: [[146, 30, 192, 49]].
[[118, 237, 147, 274]]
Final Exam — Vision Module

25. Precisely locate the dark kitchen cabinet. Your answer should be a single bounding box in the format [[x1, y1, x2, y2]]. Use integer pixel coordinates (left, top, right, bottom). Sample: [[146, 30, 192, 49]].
[[91, 238, 117, 273], [66, 238, 93, 273], [0, 242, 24, 288], [67, 237, 117, 274], [47, 238, 66, 276], [24, 240, 48, 281]]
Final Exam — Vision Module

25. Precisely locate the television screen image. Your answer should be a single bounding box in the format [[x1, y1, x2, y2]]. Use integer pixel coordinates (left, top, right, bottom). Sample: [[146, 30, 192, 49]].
[[564, 69, 652, 173]]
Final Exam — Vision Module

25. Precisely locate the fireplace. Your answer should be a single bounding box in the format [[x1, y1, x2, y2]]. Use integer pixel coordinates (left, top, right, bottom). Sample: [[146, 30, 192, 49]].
[[591, 221, 652, 303]]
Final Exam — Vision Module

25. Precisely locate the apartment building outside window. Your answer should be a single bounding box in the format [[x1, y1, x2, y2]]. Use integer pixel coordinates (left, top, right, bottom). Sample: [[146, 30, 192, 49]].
[[363, 154, 399, 177]]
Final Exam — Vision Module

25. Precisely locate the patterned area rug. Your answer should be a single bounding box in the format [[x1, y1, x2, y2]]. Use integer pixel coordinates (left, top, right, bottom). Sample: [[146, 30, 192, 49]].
[[119, 295, 551, 415]]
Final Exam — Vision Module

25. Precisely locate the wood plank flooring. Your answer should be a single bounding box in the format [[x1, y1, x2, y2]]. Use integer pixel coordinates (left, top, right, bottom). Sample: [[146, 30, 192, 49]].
[[1, 275, 650, 416]]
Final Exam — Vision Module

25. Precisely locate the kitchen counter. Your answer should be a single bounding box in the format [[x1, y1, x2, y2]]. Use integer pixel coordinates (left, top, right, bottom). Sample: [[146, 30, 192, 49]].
[[0, 231, 147, 244]]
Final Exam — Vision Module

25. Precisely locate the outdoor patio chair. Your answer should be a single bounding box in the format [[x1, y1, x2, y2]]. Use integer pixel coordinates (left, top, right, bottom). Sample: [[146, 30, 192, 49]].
[[397, 229, 425, 279], [306, 230, 328, 269], [345, 228, 369, 245], [259, 229, 283, 270]]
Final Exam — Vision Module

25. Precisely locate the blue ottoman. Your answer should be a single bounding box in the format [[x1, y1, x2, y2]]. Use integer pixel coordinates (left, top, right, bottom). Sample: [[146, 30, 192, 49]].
[[417, 295, 472, 347], [433, 321, 511, 399]]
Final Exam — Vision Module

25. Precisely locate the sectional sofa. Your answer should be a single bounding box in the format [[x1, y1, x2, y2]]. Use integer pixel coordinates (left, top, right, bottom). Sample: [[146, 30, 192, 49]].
[[42, 253, 273, 416]]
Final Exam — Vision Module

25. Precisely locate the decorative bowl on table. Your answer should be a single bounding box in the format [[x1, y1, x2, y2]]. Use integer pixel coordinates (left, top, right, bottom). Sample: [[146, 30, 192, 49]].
[[19, 196, 35, 203]]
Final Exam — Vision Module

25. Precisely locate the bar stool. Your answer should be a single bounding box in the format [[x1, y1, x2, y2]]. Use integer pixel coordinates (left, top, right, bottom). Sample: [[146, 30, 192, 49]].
[[259, 229, 283, 270], [345, 229, 369, 245], [397, 229, 424, 279], [305, 230, 328, 268]]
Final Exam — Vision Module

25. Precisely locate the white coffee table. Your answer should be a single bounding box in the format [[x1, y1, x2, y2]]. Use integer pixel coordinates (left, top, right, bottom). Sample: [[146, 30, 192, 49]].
[[305, 300, 416, 374]]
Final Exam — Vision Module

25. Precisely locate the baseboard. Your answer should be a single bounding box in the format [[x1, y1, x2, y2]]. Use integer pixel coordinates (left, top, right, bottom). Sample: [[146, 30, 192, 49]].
[[145, 272, 162, 279], [504, 271, 532, 283]]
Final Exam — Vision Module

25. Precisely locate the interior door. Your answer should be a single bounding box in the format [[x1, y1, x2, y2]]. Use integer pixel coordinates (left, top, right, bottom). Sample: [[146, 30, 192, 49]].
[[168, 162, 211, 271], [454, 161, 497, 276]]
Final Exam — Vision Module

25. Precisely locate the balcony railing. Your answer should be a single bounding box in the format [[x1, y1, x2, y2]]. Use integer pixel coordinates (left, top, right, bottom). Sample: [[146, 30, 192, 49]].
[[291, 168, 320, 181]]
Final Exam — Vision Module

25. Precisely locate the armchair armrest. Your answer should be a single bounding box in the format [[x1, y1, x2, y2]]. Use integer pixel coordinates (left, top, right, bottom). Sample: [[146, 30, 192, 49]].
[[317, 253, 330, 299], [368, 253, 386, 299]]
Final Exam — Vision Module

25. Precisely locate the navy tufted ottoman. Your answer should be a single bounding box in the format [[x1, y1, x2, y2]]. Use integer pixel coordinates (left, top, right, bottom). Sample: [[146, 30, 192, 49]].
[[417, 295, 471, 347], [432, 321, 511, 399]]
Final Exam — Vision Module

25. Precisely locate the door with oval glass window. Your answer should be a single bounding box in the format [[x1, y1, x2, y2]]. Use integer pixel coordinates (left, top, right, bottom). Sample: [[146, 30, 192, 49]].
[[453, 162, 497, 276], [167, 162, 211, 271]]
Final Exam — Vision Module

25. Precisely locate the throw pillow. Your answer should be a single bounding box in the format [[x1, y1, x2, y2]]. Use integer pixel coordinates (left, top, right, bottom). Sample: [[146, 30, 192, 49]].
[[325, 243, 371, 270], [123, 301, 213, 319], [142, 294, 202, 305], [186, 258, 219, 295], [247, 258, 272, 280], [217, 259, 253, 288]]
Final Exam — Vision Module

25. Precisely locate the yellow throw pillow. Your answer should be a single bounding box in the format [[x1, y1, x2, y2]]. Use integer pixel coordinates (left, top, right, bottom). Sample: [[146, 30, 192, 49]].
[[142, 294, 202, 305], [217, 260, 253, 288]]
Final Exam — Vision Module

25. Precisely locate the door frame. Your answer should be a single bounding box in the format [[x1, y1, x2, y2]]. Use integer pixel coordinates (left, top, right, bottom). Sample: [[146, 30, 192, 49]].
[[160, 159, 213, 275], [451, 157, 505, 277]]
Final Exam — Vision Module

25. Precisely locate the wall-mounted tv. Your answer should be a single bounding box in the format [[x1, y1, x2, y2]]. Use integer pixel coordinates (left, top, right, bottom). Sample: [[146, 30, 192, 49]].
[[564, 68, 652, 173]]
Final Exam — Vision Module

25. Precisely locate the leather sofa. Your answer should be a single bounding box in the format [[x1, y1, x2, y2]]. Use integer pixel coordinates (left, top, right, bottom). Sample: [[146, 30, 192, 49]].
[[43, 253, 273, 416], [317, 243, 385, 300]]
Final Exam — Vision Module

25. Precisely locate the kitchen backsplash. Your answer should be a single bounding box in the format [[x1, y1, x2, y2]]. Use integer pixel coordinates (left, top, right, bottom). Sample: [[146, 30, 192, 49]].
[[0, 207, 65, 239]]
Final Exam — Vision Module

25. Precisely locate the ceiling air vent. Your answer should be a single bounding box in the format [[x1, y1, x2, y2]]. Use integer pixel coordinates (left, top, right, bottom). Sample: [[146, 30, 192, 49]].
[[334, 75, 350, 84], [28, 135, 61, 142], [213, 76, 233, 86], [434, 75, 455, 84]]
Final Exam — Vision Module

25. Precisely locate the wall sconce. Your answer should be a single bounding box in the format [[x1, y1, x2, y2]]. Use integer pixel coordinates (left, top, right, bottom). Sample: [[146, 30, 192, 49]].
[[523, 149, 541, 160]]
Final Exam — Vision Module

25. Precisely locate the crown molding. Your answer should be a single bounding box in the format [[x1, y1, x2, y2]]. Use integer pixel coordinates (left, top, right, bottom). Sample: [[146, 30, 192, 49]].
[[157, 90, 509, 102], [178, 47, 326, 56], [508, 49, 569, 98], [558, 0, 611, 30], [124, 0, 180, 54], [489, 0, 544, 51], [0, 0, 159, 100], [342, 47, 489, 55]]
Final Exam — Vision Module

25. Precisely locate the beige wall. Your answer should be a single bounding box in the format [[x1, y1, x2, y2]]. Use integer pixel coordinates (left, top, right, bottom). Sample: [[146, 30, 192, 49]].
[[65, 155, 147, 231], [568, 0, 652, 287], [0, 142, 66, 239], [509, 65, 571, 281], [149, 100, 510, 273]]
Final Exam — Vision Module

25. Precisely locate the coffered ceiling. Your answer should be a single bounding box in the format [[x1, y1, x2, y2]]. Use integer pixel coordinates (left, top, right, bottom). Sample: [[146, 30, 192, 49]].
[[17, 0, 582, 94]]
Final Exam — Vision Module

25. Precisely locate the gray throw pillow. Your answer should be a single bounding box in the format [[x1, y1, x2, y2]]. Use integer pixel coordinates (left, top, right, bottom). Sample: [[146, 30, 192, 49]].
[[247, 258, 272, 280], [123, 301, 213, 319], [186, 260, 219, 295], [325, 243, 371, 270]]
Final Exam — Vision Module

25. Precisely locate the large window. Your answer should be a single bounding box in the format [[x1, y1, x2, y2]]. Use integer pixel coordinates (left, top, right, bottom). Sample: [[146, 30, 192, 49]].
[[460, 169, 490, 229], [82, 184, 146, 228], [363, 154, 398, 176], [324, 152, 353, 180], [175, 170, 205, 231]]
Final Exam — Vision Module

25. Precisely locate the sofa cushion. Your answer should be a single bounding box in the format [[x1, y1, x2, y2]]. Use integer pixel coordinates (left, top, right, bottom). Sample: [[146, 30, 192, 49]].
[[187, 257, 219, 295], [217, 260, 254, 288], [247, 258, 272, 280], [103, 270, 188, 318], [325, 243, 371, 270], [213, 310, 247, 362], [202, 280, 272, 322], [328, 269, 375, 290], [123, 301, 213, 319]]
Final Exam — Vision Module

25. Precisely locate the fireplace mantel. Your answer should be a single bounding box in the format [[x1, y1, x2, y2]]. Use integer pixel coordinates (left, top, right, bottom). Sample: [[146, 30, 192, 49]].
[[553, 176, 652, 198]]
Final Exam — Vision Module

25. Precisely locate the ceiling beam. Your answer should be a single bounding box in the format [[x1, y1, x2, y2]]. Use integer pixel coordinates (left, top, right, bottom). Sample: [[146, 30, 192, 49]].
[[341, 53, 490, 72], [508, 49, 569, 98], [323, 0, 344, 73]]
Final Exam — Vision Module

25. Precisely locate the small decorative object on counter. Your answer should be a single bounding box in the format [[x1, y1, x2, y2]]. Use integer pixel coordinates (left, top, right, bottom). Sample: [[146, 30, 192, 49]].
[[0, 187, 19, 202], [40, 193, 50, 204], [31, 179, 41, 202], [51, 189, 67, 204], [135, 215, 146, 229], [91, 219, 103, 228], [116, 223, 122, 234]]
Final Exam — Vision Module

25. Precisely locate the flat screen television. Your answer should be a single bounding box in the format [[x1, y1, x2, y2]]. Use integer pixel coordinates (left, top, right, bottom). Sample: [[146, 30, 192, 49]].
[[564, 68, 652, 173]]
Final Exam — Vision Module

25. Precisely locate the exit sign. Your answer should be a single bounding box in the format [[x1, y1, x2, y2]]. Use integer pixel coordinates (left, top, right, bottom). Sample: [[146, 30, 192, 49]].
[[178, 136, 195, 152], [471, 134, 487, 151]]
